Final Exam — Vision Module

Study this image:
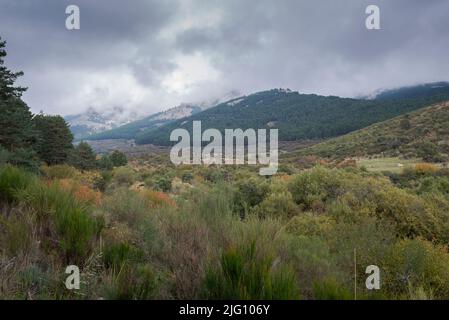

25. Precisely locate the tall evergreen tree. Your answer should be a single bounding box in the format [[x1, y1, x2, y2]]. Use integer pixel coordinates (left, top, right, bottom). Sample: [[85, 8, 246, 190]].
[[0, 37, 38, 169], [0, 37, 27, 100], [0, 97, 36, 150], [33, 114, 74, 165], [110, 150, 127, 167], [69, 142, 97, 171]]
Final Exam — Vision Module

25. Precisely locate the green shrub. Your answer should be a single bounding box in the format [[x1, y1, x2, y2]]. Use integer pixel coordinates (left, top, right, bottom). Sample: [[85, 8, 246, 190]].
[[0, 165, 35, 202], [181, 171, 194, 183], [285, 213, 335, 237], [203, 241, 300, 300], [383, 238, 449, 299], [201, 166, 227, 183], [234, 177, 270, 216], [0, 210, 33, 256], [145, 174, 172, 192], [277, 234, 336, 298], [112, 167, 136, 186], [288, 167, 344, 211], [188, 185, 235, 223], [93, 170, 112, 192], [312, 277, 352, 300], [102, 188, 148, 227], [19, 181, 103, 262], [97, 155, 114, 171], [18, 265, 50, 297], [41, 164, 78, 180], [251, 191, 299, 219], [417, 176, 449, 196], [110, 150, 127, 167], [103, 243, 143, 269], [416, 142, 444, 162], [102, 263, 157, 300]]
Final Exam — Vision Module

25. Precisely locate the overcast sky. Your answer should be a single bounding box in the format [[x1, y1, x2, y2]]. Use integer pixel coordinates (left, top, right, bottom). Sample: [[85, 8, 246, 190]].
[[1, 0, 449, 117]]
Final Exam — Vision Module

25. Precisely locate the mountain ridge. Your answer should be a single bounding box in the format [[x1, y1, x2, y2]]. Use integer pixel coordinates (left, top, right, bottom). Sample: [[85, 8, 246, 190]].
[[65, 106, 141, 140], [80, 82, 449, 147], [131, 86, 449, 146]]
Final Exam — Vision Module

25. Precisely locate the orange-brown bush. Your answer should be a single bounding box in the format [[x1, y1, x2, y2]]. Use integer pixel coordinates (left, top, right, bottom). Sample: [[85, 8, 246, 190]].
[[141, 189, 176, 208], [415, 163, 438, 174], [73, 185, 102, 206]]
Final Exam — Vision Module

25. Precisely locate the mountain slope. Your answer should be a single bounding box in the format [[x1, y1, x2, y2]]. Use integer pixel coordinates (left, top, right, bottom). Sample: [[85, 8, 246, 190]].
[[65, 107, 139, 140], [298, 100, 449, 161], [373, 82, 449, 101], [85, 104, 202, 141], [132, 88, 449, 146]]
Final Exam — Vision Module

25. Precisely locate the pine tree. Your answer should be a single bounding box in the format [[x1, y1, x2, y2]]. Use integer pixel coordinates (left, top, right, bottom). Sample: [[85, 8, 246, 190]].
[[33, 114, 74, 165], [69, 142, 97, 171], [110, 150, 127, 167], [0, 37, 27, 100], [97, 154, 114, 170], [0, 97, 36, 150], [0, 37, 39, 169]]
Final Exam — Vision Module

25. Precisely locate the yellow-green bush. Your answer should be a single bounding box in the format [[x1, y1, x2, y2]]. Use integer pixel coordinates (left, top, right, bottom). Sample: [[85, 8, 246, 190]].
[[383, 238, 449, 299], [251, 191, 299, 219], [112, 166, 136, 186], [41, 164, 78, 180]]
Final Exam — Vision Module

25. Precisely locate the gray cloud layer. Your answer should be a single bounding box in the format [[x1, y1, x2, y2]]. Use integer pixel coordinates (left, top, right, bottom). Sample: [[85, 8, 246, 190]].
[[1, 0, 448, 116]]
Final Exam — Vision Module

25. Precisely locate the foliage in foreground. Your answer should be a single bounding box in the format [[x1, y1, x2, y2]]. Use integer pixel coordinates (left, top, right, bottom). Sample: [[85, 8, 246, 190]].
[[2, 163, 449, 300]]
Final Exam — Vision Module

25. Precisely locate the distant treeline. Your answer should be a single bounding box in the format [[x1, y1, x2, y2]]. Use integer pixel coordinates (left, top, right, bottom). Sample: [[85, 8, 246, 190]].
[[0, 36, 127, 171]]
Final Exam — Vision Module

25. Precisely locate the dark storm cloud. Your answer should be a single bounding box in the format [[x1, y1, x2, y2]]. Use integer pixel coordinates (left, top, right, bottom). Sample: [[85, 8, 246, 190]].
[[0, 0, 448, 116]]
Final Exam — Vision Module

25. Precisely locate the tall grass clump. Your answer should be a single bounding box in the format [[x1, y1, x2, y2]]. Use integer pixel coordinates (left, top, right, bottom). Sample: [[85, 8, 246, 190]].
[[203, 241, 300, 300], [101, 263, 157, 300], [0, 165, 35, 202], [41, 164, 78, 180], [18, 181, 103, 263], [312, 277, 352, 300], [102, 188, 149, 227], [103, 243, 143, 270]]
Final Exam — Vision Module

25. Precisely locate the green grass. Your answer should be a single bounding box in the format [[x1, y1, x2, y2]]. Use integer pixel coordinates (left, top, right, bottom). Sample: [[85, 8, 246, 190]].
[[18, 179, 103, 263], [0, 165, 36, 202], [357, 157, 422, 173], [204, 241, 300, 300]]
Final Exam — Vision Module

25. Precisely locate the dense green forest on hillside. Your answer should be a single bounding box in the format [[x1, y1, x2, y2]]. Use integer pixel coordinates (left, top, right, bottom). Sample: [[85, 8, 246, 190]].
[[298, 100, 449, 161], [131, 89, 449, 146], [374, 82, 449, 101]]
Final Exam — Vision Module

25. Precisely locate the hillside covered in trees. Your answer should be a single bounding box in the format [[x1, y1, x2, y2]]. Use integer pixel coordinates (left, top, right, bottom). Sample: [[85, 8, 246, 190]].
[[86, 87, 449, 146], [373, 82, 449, 101], [298, 100, 449, 161]]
